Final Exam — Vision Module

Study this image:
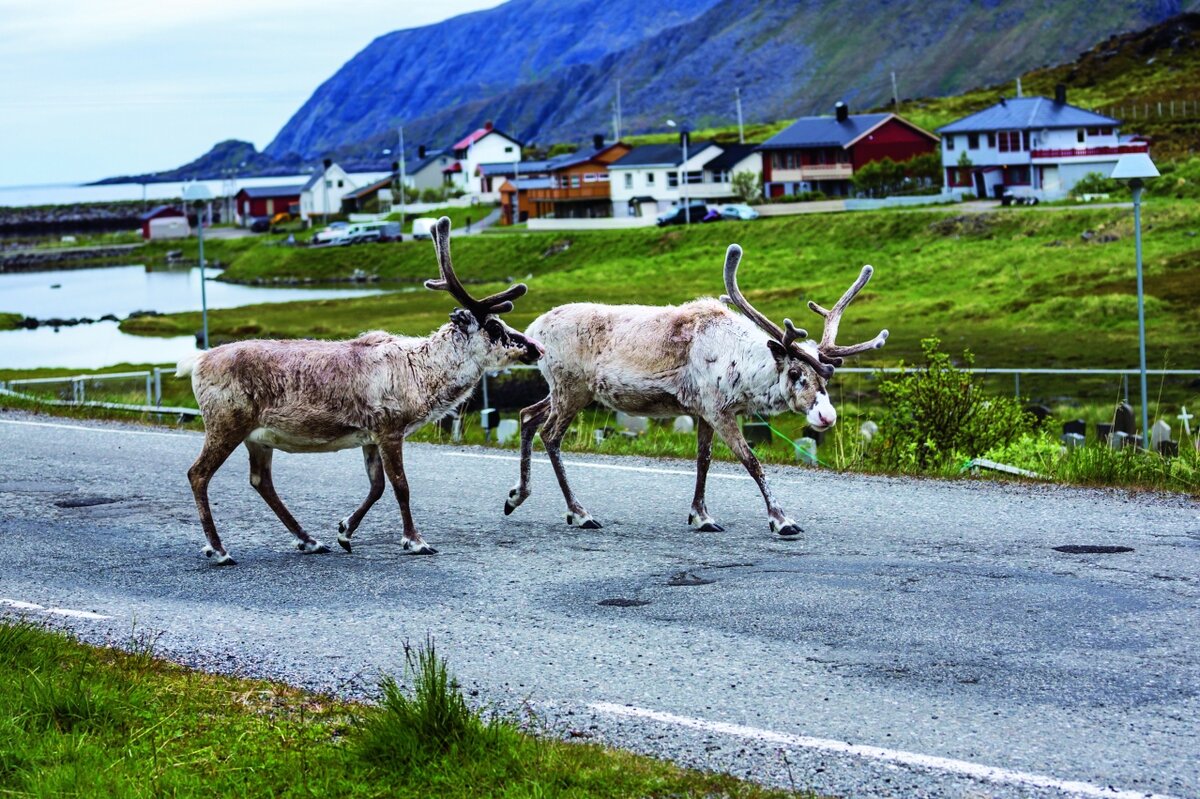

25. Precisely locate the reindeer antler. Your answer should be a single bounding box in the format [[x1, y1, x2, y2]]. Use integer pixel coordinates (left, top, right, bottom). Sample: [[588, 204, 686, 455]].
[[807, 265, 889, 367], [719, 244, 832, 378], [426, 216, 527, 318]]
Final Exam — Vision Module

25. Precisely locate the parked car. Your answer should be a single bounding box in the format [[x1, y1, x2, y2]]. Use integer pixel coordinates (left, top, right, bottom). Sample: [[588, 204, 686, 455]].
[[312, 221, 350, 245], [248, 216, 271, 233], [270, 211, 291, 226], [338, 222, 402, 245], [411, 217, 439, 240], [655, 204, 709, 226], [720, 204, 760, 221]]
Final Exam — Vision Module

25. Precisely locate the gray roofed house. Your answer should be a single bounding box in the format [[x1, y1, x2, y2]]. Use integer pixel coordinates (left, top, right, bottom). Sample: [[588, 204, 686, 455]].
[[759, 113, 892, 150], [936, 88, 1144, 201], [610, 141, 717, 168], [237, 184, 305, 198]]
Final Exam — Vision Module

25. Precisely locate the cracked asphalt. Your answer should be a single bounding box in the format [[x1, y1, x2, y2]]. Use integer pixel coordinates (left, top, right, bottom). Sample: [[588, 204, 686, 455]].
[[1, 410, 1197, 798]]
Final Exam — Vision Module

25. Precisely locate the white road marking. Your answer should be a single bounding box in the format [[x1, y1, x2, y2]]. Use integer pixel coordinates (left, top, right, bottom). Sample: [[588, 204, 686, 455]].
[[1, 598, 112, 620], [590, 702, 1183, 799], [0, 418, 193, 439], [444, 450, 754, 481]]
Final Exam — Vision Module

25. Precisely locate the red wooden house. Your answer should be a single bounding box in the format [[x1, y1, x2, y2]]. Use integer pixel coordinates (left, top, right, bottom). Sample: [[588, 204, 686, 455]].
[[233, 185, 304, 222], [759, 104, 939, 197]]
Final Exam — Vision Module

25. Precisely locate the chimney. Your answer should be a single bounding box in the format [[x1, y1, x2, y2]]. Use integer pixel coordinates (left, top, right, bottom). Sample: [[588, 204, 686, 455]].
[[593, 133, 605, 150], [417, 145, 426, 159], [391, 161, 399, 173], [1054, 84, 1067, 105], [999, 96, 1007, 107], [484, 120, 494, 131], [835, 101, 849, 123], [322, 157, 332, 171]]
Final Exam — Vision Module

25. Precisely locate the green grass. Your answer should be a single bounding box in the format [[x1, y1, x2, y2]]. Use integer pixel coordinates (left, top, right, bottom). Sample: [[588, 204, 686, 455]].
[[385, 204, 490, 234], [0, 311, 22, 330], [0, 621, 812, 799]]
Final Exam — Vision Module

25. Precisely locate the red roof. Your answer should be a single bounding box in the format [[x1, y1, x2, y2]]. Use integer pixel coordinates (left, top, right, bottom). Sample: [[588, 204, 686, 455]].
[[452, 126, 493, 151], [442, 162, 463, 174]]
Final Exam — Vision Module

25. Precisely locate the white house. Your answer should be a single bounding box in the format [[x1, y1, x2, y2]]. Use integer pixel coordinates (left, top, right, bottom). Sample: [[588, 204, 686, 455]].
[[937, 86, 1146, 200], [298, 161, 358, 221], [445, 122, 523, 199], [608, 141, 721, 217]]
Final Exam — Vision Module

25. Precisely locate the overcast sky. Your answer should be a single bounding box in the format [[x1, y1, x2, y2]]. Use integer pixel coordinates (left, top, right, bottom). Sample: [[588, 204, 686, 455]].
[[0, 0, 506, 186]]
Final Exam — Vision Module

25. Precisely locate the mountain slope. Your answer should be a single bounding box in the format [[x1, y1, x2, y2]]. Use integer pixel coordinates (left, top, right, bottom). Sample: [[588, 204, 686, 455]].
[[265, 0, 719, 159], [269, 0, 1199, 161]]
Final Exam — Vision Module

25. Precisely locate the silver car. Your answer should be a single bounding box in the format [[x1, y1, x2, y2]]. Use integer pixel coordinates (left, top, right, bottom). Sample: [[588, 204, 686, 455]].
[[720, 203, 760, 221]]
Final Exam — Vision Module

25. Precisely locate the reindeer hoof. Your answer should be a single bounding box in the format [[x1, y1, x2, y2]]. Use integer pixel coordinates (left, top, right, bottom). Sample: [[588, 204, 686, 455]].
[[203, 546, 237, 566], [338, 535, 352, 553], [775, 524, 803, 538], [503, 500, 516, 516], [297, 540, 330, 554], [402, 538, 438, 555], [504, 488, 525, 515], [566, 512, 602, 529], [688, 513, 724, 533]]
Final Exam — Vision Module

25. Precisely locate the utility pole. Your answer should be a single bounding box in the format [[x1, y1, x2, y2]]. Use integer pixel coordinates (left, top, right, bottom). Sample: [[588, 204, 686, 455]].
[[735, 87, 745, 143], [681, 129, 690, 226], [615, 79, 623, 140], [891, 71, 900, 111], [397, 125, 407, 236]]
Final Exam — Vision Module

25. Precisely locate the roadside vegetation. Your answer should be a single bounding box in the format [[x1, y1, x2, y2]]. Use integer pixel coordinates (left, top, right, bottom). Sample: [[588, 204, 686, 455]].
[[0, 621, 810, 798]]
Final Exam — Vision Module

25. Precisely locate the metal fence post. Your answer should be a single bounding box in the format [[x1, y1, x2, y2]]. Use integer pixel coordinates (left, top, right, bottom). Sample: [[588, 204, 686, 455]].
[[1014, 372, 1020, 398], [154, 368, 163, 407], [145, 374, 153, 406]]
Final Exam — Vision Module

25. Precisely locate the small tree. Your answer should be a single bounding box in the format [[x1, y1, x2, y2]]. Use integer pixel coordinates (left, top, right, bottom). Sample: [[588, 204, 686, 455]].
[[731, 170, 763, 204]]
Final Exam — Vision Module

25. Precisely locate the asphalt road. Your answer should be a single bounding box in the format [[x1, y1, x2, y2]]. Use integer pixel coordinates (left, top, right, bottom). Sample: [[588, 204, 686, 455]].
[[1, 411, 1197, 799]]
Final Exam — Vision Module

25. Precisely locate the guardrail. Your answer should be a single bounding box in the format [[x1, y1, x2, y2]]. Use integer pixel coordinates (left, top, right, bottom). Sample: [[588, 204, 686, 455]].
[[3, 365, 1196, 423]]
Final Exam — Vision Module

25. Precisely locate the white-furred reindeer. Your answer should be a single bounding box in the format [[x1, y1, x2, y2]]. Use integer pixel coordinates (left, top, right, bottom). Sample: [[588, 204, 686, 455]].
[[504, 243, 886, 537], [178, 217, 543, 565]]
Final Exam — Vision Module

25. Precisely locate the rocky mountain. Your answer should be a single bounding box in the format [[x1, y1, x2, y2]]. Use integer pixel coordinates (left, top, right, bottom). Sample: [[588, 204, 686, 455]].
[[266, 0, 1198, 164]]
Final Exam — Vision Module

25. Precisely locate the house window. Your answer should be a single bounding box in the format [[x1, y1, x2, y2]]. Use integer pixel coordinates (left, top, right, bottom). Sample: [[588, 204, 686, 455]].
[[667, 172, 679, 188], [998, 131, 1021, 152], [337, 180, 344, 188], [1022, 131, 1031, 150], [987, 132, 996, 148], [505, 146, 514, 153], [623, 173, 632, 189], [1005, 166, 1030, 185], [786, 152, 797, 168], [1077, 129, 1085, 143], [646, 173, 656, 186], [570, 175, 580, 188], [325, 180, 332, 188], [946, 135, 955, 151], [968, 133, 979, 149]]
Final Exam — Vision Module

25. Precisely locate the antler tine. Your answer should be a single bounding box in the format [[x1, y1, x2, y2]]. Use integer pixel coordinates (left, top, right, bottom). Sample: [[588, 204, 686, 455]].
[[808, 265, 890, 360], [425, 217, 527, 317], [782, 318, 807, 348]]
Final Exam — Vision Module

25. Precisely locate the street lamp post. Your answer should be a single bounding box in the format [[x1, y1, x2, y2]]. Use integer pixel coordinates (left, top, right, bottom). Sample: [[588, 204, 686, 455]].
[[182, 182, 214, 350], [1110, 152, 1160, 450]]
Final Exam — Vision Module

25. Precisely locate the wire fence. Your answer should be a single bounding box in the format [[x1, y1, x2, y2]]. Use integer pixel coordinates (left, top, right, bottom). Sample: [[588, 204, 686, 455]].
[[1099, 99, 1200, 120]]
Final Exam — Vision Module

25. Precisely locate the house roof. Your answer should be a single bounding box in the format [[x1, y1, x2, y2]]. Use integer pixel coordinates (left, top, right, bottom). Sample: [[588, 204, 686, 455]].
[[406, 150, 450, 174], [477, 159, 557, 177], [139, 205, 184, 221], [236, 184, 305, 199], [452, 124, 521, 151], [760, 113, 893, 150], [937, 97, 1120, 133], [704, 144, 760, 171], [610, 142, 717, 168], [342, 176, 393, 200], [501, 177, 554, 191], [442, 162, 463, 174]]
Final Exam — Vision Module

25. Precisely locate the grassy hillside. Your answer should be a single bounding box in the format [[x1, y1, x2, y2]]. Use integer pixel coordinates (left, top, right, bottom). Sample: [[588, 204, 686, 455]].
[[122, 204, 1200, 373]]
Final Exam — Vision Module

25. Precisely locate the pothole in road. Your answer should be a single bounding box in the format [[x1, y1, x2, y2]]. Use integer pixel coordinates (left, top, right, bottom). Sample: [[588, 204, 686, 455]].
[[54, 496, 120, 508], [597, 598, 651, 607], [1053, 545, 1135, 554], [667, 571, 714, 586]]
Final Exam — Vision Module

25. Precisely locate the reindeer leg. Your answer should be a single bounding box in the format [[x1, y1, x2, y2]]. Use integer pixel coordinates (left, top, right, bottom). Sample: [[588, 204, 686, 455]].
[[505, 395, 551, 515], [540, 393, 599, 529], [712, 416, 802, 538], [688, 418, 724, 532], [187, 427, 246, 566], [337, 445, 385, 552], [378, 434, 437, 554], [246, 442, 329, 554]]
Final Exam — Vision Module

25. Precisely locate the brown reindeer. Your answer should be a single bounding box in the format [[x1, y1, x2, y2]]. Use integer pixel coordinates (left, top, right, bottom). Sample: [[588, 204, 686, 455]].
[[179, 217, 543, 565], [504, 243, 886, 537]]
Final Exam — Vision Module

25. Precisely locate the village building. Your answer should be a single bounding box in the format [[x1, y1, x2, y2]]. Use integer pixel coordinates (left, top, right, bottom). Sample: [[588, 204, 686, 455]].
[[608, 141, 721, 218], [759, 104, 939, 198], [298, 161, 358, 221], [232, 185, 302, 224], [444, 122, 523, 199], [405, 149, 456, 193], [688, 143, 762, 203], [139, 205, 188, 240], [340, 176, 396, 214], [937, 86, 1144, 200], [520, 138, 632, 221]]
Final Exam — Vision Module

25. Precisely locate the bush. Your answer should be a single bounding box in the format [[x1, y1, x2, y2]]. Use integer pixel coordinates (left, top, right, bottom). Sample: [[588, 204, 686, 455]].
[[419, 187, 443, 203], [1149, 156, 1200, 200], [868, 338, 1034, 471], [731, 170, 763, 203], [1070, 171, 1119, 197], [773, 190, 826, 203]]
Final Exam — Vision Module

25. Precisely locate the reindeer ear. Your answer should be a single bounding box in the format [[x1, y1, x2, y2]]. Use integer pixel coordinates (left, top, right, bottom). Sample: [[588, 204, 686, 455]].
[[766, 339, 788, 369]]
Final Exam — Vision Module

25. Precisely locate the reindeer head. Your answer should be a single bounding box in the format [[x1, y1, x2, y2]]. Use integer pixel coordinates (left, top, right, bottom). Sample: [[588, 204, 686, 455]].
[[427, 217, 544, 366], [720, 244, 888, 431]]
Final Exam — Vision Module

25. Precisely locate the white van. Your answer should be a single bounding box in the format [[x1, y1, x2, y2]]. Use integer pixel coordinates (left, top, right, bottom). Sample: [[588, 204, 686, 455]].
[[411, 217, 439, 240]]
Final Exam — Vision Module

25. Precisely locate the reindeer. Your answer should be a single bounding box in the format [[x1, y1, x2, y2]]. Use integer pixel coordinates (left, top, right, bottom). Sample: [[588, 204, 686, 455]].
[[178, 217, 543, 565], [503, 243, 886, 537]]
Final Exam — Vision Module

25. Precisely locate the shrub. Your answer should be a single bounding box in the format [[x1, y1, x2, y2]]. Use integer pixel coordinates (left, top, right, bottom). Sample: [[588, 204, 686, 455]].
[[1070, 171, 1119, 197], [868, 338, 1034, 471], [419, 187, 443, 203], [773, 190, 826, 203], [731, 170, 763, 203]]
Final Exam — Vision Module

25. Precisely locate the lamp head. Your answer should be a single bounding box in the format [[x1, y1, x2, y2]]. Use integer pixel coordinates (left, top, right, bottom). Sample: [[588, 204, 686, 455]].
[[1110, 153, 1159, 182]]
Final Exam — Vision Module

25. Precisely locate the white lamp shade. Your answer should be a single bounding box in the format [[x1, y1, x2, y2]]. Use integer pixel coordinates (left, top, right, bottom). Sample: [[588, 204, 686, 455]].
[[1110, 153, 1160, 180], [181, 182, 213, 202]]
